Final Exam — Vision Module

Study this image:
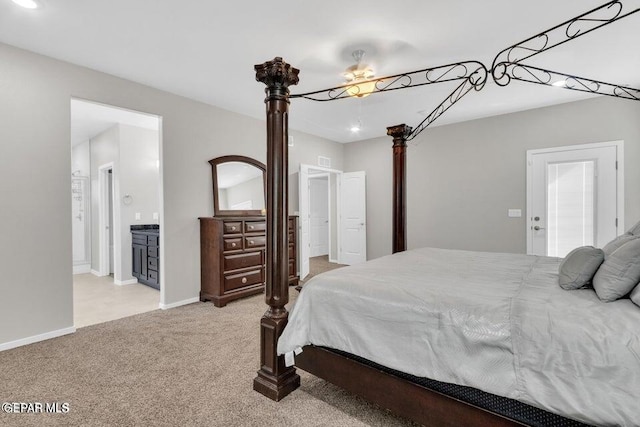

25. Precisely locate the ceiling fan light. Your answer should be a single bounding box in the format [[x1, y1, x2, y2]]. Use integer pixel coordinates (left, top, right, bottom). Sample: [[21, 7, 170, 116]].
[[346, 80, 375, 98], [552, 80, 566, 87], [12, 0, 39, 9]]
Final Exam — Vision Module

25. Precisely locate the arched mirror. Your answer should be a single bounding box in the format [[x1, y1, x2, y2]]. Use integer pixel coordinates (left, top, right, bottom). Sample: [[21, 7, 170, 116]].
[[210, 155, 266, 217]]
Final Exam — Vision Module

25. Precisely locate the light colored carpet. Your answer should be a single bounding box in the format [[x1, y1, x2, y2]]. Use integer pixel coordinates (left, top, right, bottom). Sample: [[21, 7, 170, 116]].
[[302, 255, 347, 284], [0, 271, 416, 426]]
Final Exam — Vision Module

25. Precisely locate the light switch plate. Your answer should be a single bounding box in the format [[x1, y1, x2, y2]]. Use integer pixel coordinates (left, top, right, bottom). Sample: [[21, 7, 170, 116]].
[[135, 212, 141, 220], [508, 209, 522, 218], [152, 212, 159, 220]]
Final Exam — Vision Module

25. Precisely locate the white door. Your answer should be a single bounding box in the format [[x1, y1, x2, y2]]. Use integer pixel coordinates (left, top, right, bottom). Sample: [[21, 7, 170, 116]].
[[309, 177, 329, 257], [340, 171, 367, 265], [299, 166, 310, 279], [528, 142, 621, 257]]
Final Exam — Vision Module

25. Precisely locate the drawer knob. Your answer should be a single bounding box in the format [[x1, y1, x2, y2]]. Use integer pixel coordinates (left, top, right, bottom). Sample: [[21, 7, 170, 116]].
[[241, 277, 247, 284], [231, 226, 236, 231], [231, 242, 237, 247], [249, 225, 254, 230], [249, 240, 254, 245]]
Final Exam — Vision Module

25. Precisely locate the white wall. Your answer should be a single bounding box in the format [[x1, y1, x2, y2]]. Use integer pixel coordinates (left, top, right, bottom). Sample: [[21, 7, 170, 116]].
[[119, 124, 160, 282], [71, 140, 90, 176], [344, 96, 640, 260], [0, 42, 343, 348], [90, 126, 119, 272], [71, 140, 91, 267]]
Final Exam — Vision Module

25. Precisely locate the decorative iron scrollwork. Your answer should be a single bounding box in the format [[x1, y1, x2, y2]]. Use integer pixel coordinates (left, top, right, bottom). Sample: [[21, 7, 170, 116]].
[[289, 1, 640, 136], [492, 1, 639, 86], [291, 61, 487, 102], [407, 66, 487, 141], [499, 63, 640, 101]]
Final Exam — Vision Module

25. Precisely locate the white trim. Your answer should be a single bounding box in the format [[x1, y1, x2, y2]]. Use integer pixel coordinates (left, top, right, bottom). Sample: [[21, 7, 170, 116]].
[[98, 162, 115, 277], [300, 164, 344, 272], [329, 257, 339, 263], [159, 297, 199, 310], [0, 327, 76, 352], [73, 264, 91, 275], [157, 116, 167, 308], [114, 278, 138, 286], [90, 269, 103, 277], [526, 140, 624, 254]]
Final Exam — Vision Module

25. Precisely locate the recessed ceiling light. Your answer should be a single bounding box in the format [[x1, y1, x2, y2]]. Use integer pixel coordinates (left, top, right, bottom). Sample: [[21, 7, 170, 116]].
[[350, 125, 361, 133], [12, 0, 39, 9], [552, 80, 566, 87]]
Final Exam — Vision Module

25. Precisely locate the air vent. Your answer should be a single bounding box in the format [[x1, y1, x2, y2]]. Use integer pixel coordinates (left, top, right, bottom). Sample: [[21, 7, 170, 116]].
[[318, 156, 331, 168]]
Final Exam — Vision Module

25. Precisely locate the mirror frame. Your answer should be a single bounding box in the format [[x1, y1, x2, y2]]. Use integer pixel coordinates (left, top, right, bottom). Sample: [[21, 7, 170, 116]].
[[209, 155, 266, 217]]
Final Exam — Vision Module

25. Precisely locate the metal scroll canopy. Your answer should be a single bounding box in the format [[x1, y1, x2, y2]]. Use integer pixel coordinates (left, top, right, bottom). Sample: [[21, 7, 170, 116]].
[[492, 0, 640, 98], [290, 0, 640, 141]]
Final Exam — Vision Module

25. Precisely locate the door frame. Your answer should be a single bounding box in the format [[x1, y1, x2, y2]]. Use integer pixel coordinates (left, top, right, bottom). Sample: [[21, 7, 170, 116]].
[[526, 140, 624, 255], [299, 164, 343, 278], [308, 173, 331, 258], [98, 162, 119, 277]]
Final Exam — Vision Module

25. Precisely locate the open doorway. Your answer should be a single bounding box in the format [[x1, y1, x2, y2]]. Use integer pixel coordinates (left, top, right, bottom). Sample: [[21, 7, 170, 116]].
[[299, 164, 367, 281], [70, 99, 162, 328]]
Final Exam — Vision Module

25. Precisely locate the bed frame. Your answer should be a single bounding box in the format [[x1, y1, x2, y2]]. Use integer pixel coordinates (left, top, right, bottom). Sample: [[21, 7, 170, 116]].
[[251, 2, 640, 425], [251, 57, 525, 426]]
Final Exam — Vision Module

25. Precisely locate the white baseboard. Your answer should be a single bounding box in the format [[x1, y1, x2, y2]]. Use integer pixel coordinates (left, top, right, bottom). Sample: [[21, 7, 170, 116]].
[[90, 269, 103, 277], [329, 257, 339, 263], [159, 297, 199, 310], [115, 278, 138, 286], [0, 327, 76, 352], [73, 264, 91, 275]]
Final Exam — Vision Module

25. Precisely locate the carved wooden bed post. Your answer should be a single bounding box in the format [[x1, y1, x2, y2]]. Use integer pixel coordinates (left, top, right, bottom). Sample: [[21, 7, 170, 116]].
[[252, 57, 301, 401], [387, 124, 412, 253]]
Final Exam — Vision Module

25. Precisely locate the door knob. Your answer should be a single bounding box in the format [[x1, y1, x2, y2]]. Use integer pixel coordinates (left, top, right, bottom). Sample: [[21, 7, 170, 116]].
[[534, 216, 540, 221], [533, 225, 545, 231]]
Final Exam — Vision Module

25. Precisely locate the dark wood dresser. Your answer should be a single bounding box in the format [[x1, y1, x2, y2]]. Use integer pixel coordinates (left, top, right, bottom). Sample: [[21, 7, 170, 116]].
[[199, 216, 298, 307], [131, 225, 160, 290]]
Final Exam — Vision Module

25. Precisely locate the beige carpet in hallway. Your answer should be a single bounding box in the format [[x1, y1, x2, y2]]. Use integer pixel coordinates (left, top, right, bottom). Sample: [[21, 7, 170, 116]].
[[302, 255, 347, 284], [1, 274, 415, 426]]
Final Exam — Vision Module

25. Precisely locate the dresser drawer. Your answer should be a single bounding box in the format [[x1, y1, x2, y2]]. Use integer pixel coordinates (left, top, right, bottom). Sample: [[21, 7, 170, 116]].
[[224, 237, 242, 251], [224, 269, 263, 292], [132, 234, 147, 245], [148, 235, 159, 246], [148, 269, 159, 282], [224, 251, 262, 272], [288, 245, 294, 259], [148, 257, 159, 271], [288, 231, 295, 244], [148, 246, 159, 257], [245, 221, 266, 233], [245, 235, 266, 249], [224, 222, 242, 234], [289, 260, 295, 277]]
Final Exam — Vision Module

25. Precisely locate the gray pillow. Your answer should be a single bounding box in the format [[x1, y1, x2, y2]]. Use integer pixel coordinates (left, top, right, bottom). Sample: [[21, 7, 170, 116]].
[[593, 238, 640, 302], [627, 220, 640, 236], [631, 285, 640, 307], [602, 233, 638, 258], [558, 246, 605, 290]]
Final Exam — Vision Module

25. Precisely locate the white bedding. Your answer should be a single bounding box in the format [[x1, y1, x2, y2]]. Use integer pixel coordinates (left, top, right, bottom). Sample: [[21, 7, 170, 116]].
[[278, 248, 640, 426]]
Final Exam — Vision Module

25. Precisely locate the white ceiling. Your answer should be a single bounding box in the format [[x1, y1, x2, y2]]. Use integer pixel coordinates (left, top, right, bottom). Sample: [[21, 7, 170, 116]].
[[70, 99, 159, 146], [2, 0, 639, 143]]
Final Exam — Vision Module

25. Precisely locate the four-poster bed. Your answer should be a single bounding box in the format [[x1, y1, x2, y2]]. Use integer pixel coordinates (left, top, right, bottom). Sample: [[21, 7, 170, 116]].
[[252, 2, 640, 425]]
